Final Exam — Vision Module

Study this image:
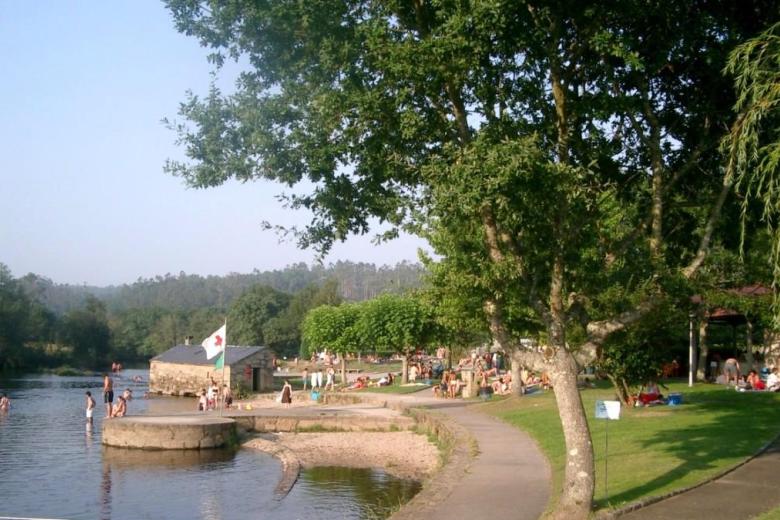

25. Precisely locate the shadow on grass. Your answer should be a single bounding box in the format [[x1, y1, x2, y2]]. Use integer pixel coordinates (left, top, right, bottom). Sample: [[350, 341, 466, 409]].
[[600, 386, 780, 507]]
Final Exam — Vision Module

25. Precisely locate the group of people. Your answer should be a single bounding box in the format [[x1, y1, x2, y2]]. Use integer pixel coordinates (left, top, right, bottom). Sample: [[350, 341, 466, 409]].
[[433, 355, 519, 399], [737, 367, 780, 392], [101, 373, 132, 419], [198, 380, 233, 411], [716, 357, 780, 392], [300, 366, 336, 392], [407, 360, 442, 383]]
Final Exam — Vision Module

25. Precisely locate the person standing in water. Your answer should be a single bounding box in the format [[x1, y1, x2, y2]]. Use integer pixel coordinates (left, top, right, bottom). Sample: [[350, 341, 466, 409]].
[[0, 393, 10, 412], [85, 391, 96, 427], [103, 373, 114, 417]]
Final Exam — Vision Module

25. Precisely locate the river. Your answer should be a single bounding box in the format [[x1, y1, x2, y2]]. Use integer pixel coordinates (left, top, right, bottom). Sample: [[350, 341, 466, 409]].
[[0, 369, 420, 519]]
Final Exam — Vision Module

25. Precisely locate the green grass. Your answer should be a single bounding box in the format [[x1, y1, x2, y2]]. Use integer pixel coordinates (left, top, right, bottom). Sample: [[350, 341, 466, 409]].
[[753, 506, 780, 520], [479, 380, 780, 513], [360, 380, 432, 394], [279, 360, 404, 373]]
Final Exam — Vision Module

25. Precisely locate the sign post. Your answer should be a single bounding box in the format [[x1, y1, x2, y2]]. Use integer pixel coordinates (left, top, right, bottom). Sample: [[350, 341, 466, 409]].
[[595, 400, 621, 503]]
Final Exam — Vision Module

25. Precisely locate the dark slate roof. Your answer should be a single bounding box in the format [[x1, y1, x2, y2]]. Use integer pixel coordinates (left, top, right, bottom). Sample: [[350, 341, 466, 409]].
[[152, 345, 269, 366]]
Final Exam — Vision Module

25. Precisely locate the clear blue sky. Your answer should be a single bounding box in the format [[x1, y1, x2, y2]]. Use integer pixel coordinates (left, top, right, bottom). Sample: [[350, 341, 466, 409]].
[[0, 1, 427, 286]]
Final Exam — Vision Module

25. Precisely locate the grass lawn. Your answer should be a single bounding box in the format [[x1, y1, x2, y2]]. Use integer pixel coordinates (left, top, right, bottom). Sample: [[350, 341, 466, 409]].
[[360, 381, 432, 395], [479, 380, 780, 512], [278, 360, 404, 374], [754, 506, 780, 520], [271, 373, 429, 394]]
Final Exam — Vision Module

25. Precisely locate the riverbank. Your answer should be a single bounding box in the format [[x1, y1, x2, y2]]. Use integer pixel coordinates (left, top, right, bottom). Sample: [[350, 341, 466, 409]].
[[246, 431, 439, 481]]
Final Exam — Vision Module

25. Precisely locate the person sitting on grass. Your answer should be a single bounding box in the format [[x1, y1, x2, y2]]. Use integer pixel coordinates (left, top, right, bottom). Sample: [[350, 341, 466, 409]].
[[378, 373, 394, 386], [345, 376, 369, 390], [638, 380, 664, 406], [747, 370, 766, 390], [767, 368, 780, 392], [491, 373, 513, 395]]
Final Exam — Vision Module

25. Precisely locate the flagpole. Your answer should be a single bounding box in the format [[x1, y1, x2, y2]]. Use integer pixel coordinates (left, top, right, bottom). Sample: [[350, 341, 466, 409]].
[[220, 318, 227, 417]]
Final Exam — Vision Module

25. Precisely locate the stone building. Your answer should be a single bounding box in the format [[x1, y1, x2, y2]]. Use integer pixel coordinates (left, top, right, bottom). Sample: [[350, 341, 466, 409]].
[[149, 344, 274, 396]]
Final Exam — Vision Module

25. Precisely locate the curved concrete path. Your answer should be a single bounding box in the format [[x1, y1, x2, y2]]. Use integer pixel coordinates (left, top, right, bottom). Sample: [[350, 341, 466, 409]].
[[619, 435, 780, 519], [385, 392, 551, 520]]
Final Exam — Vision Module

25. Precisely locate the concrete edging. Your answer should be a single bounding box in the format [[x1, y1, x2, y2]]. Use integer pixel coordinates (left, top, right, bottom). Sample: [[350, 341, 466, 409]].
[[389, 407, 476, 520], [242, 437, 300, 498]]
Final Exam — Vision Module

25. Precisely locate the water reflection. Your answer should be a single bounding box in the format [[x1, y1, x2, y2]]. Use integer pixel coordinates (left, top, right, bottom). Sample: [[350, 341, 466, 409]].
[[101, 462, 112, 520], [102, 446, 236, 469], [290, 467, 422, 519]]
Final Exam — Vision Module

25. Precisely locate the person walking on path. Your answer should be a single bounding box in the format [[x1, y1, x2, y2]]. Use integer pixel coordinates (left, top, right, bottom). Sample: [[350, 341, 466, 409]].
[[85, 391, 95, 427], [302, 367, 309, 391], [102, 373, 114, 417], [280, 380, 293, 407]]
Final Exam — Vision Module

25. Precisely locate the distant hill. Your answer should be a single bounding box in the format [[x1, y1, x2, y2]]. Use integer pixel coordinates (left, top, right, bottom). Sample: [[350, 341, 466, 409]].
[[16, 261, 426, 314]]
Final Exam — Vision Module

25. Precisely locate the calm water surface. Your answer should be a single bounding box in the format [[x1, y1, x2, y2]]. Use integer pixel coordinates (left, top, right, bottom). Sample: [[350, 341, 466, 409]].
[[0, 370, 420, 519]]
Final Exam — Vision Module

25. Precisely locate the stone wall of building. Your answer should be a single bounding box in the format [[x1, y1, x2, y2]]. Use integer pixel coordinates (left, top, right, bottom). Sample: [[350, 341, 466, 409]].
[[149, 349, 275, 396], [149, 361, 226, 396], [228, 350, 275, 393]]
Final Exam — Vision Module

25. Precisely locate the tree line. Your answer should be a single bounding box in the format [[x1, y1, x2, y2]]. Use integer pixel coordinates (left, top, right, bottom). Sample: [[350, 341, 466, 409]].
[[15, 260, 424, 315], [0, 261, 422, 371]]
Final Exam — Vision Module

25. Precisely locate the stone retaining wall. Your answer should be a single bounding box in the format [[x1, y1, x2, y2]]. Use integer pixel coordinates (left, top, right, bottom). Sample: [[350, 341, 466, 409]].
[[233, 414, 414, 433]]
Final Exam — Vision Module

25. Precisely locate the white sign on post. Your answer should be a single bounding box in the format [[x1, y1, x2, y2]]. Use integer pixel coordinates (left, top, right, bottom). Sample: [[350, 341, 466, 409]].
[[595, 400, 621, 420]]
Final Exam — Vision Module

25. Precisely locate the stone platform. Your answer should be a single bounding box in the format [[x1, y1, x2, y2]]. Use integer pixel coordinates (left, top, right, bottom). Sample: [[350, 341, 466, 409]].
[[102, 415, 236, 449]]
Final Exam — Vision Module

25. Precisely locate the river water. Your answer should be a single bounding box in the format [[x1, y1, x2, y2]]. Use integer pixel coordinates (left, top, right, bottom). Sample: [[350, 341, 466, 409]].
[[0, 370, 420, 519]]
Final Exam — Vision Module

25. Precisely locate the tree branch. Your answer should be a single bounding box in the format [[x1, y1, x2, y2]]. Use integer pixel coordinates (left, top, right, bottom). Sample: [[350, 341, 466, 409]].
[[682, 174, 734, 278]]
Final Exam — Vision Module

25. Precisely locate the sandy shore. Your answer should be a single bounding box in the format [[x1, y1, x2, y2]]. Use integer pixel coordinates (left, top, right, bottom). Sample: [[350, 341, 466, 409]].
[[247, 431, 439, 481]]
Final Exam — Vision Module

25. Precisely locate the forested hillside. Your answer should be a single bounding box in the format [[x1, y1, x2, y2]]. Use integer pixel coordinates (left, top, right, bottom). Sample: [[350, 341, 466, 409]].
[[1, 261, 425, 371], [16, 261, 425, 314]]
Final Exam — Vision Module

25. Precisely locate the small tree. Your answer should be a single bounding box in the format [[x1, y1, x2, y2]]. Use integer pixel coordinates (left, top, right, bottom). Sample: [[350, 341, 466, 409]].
[[355, 294, 433, 383], [301, 303, 362, 383]]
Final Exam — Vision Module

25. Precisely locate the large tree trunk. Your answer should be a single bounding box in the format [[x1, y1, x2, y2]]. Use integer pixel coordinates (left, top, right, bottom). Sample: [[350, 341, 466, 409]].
[[341, 355, 347, 385], [550, 349, 595, 519], [548, 252, 594, 519], [401, 349, 409, 384], [696, 319, 710, 381], [511, 356, 524, 396]]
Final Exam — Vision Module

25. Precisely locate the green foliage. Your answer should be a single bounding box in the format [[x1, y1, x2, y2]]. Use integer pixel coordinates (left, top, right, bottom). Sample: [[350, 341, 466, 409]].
[[723, 21, 780, 306], [227, 284, 290, 345], [301, 303, 363, 356], [354, 294, 434, 355], [263, 279, 342, 357], [2, 262, 412, 370], [301, 293, 436, 357], [15, 261, 424, 314], [60, 295, 111, 370], [598, 307, 685, 399]]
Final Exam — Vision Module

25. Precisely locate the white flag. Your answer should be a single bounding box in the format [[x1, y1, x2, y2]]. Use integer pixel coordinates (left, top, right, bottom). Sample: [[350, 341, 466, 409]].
[[202, 323, 226, 360]]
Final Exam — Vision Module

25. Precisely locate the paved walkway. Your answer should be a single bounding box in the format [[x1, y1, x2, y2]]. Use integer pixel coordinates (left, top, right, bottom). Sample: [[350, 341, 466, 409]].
[[386, 393, 551, 520], [620, 436, 780, 519]]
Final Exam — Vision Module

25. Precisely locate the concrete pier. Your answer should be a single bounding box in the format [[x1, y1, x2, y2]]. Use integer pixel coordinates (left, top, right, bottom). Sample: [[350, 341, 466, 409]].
[[102, 415, 236, 449]]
